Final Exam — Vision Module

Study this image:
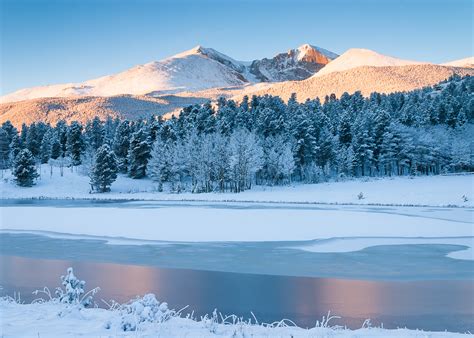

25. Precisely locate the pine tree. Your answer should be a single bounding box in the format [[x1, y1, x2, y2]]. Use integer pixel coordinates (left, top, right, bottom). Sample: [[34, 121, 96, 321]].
[[0, 129, 10, 170], [85, 116, 104, 152], [67, 121, 85, 166], [127, 128, 151, 179], [90, 144, 118, 192], [40, 130, 53, 164], [26, 123, 40, 158], [12, 149, 39, 187], [9, 133, 21, 165], [50, 131, 62, 160], [56, 120, 68, 157], [20, 123, 28, 146], [1, 121, 17, 146], [113, 120, 131, 173]]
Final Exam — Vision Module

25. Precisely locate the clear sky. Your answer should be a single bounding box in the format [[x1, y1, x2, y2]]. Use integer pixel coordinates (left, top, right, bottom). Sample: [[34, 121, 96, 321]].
[[1, 0, 472, 95]]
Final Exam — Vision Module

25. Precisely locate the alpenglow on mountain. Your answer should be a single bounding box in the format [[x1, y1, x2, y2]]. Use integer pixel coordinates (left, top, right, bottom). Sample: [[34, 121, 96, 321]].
[[0, 44, 338, 104]]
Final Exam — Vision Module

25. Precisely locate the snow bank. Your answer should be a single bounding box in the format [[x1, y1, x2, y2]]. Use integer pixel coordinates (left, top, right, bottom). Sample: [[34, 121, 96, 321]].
[[1, 166, 473, 207], [2, 204, 472, 242], [291, 237, 474, 260], [0, 298, 468, 337]]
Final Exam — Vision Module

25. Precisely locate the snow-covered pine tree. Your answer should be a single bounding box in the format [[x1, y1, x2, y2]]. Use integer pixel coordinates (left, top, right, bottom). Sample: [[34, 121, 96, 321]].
[[40, 129, 53, 164], [90, 144, 118, 192], [12, 149, 39, 187], [127, 127, 151, 179], [9, 133, 21, 166], [26, 123, 40, 158], [113, 120, 131, 173], [50, 131, 62, 160], [67, 121, 85, 166], [85, 116, 105, 152], [55, 120, 69, 157]]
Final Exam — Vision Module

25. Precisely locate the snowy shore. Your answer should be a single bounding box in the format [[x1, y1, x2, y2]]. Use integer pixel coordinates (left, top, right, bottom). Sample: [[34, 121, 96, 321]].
[[1, 167, 473, 207], [0, 298, 470, 337]]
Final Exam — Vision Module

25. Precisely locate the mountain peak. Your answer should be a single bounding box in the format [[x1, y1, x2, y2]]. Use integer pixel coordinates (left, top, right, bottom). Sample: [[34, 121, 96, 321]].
[[291, 44, 338, 63]]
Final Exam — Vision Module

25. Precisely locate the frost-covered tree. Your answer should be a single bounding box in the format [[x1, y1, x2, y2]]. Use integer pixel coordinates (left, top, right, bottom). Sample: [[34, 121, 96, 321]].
[[90, 144, 118, 192], [260, 135, 295, 185], [229, 129, 263, 192], [148, 137, 168, 191], [12, 149, 38, 187], [213, 133, 231, 192]]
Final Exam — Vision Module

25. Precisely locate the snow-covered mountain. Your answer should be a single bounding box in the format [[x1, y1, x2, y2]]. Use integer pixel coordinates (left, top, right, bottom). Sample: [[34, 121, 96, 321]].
[[249, 44, 338, 81], [314, 48, 425, 77], [441, 56, 474, 68], [0, 44, 337, 104], [0, 46, 250, 103]]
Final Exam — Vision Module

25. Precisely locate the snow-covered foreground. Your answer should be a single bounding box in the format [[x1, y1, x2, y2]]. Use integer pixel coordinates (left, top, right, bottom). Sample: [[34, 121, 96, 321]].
[[1, 167, 473, 207], [0, 298, 469, 337]]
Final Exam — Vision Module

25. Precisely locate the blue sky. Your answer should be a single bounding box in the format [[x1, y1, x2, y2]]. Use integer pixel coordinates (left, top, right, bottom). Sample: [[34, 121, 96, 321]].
[[1, 0, 472, 95]]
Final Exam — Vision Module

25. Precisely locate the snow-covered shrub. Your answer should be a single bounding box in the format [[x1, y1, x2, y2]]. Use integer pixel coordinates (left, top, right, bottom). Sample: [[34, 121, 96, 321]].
[[55, 267, 99, 307], [118, 293, 174, 331]]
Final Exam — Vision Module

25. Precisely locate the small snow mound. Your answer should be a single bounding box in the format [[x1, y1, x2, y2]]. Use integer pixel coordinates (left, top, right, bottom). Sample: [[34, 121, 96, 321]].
[[315, 48, 427, 76], [441, 56, 474, 68]]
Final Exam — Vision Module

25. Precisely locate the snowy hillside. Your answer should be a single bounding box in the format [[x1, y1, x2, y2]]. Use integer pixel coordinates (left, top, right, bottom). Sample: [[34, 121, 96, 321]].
[[236, 64, 474, 102], [314, 48, 426, 77], [441, 56, 474, 68]]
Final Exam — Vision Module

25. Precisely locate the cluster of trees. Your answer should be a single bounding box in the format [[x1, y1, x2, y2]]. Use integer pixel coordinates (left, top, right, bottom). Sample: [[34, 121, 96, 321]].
[[1, 75, 473, 192]]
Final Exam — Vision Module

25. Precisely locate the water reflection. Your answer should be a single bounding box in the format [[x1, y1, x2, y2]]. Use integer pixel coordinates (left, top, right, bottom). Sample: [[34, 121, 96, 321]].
[[1, 255, 473, 332]]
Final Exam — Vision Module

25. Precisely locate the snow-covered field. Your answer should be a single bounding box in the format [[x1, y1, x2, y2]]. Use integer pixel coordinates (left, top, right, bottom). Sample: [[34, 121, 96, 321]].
[[1, 166, 473, 207], [0, 297, 469, 337]]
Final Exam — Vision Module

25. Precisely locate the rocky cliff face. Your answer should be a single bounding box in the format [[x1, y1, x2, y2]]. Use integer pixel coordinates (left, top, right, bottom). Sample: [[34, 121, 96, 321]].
[[249, 44, 338, 82]]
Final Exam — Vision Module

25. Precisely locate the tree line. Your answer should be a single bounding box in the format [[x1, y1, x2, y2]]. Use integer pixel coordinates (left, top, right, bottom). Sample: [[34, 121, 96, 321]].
[[1, 74, 472, 192]]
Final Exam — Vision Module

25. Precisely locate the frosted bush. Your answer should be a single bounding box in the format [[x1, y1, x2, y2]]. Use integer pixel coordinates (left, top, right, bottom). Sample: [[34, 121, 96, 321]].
[[55, 267, 99, 307], [118, 293, 174, 331]]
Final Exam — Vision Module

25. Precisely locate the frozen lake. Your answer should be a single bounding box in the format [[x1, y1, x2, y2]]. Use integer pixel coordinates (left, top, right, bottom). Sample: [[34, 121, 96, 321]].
[[0, 199, 473, 332], [1, 232, 474, 332]]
